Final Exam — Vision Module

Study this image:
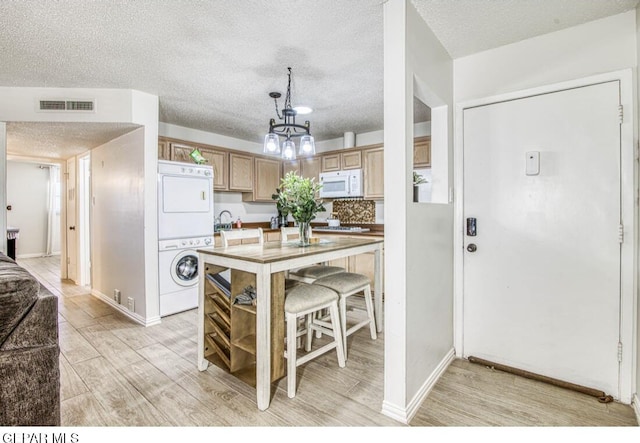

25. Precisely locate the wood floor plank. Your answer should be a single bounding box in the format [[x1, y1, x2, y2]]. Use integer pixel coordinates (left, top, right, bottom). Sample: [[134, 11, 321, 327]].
[[60, 391, 111, 426], [119, 358, 229, 426], [96, 313, 160, 350], [58, 296, 100, 329], [69, 294, 115, 319], [77, 323, 145, 370], [58, 321, 100, 364], [59, 353, 89, 402], [72, 356, 170, 426], [16, 255, 637, 428], [137, 343, 285, 426]]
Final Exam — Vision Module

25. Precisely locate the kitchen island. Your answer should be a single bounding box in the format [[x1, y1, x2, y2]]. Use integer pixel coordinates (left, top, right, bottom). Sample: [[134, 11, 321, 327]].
[[197, 236, 383, 411]]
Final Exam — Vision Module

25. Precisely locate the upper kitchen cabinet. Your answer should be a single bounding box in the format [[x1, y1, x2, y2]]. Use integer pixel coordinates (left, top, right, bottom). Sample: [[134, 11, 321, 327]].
[[413, 136, 431, 168], [158, 138, 170, 160], [363, 146, 384, 200], [341, 150, 362, 170], [321, 149, 362, 172], [300, 156, 322, 184], [321, 153, 341, 172], [244, 157, 282, 202], [282, 160, 300, 178], [169, 143, 193, 162], [166, 142, 229, 191], [200, 147, 229, 191], [229, 153, 253, 192]]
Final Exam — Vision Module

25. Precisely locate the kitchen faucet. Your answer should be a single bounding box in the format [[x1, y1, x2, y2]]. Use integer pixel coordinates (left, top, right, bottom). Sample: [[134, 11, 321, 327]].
[[215, 210, 233, 232], [218, 210, 233, 223]]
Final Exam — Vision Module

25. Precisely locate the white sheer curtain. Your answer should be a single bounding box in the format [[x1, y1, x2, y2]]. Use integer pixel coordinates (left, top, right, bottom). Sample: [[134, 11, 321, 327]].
[[46, 165, 60, 256]]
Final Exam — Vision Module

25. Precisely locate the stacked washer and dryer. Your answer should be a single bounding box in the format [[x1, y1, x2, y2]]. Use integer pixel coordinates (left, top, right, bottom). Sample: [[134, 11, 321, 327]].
[[157, 160, 214, 317]]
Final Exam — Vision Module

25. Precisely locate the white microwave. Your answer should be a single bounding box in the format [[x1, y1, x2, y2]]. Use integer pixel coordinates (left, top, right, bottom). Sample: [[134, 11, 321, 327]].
[[319, 169, 363, 198]]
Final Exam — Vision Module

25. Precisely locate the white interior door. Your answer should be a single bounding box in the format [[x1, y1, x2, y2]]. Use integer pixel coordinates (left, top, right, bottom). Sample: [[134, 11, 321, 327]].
[[462, 81, 621, 397], [66, 157, 78, 283]]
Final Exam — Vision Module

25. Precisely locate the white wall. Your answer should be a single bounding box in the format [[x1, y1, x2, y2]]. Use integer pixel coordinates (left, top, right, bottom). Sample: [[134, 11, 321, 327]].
[[454, 10, 638, 406], [91, 128, 147, 320], [6, 161, 55, 257], [160, 122, 262, 154], [0, 86, 159, 324], [131, 90, 160, 324], [0, 87, 136, 123], [382, 0, 454, 423], [0, 123, 6, 254], [636, 5, 640, 416], [454, 11, 637, 103]]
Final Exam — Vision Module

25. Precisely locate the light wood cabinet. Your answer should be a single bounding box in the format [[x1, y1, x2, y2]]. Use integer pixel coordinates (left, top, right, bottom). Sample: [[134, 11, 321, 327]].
[[363, 147, 384, 200], [229, 153, 253, 192], [167, 142, 228, 191], [202, 265, 285, 387], [169, 143, 193, 162], [300, 156, 322, 184], [158, 139, 170, 160], [282, 160, 300, 178], [321, 150, 362, 172], [245, 157, 281, 202], [414, 136, 431, 168], [200, 148, 228, 191], [321, 153, 341, 172], [341, 150, 362, 170]]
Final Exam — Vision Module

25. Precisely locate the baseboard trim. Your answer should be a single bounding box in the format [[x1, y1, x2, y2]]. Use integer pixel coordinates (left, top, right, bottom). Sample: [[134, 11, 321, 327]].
[[16, 252, 61, 259], [17, 252, 48, 259], [632, 393, 640, 425], [91, 289, 161, 327], [380, 347, 456, 424]]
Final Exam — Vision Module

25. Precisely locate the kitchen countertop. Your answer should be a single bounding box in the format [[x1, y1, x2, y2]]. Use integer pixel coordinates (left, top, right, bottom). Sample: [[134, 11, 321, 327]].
[[213, 222, 384, 237]]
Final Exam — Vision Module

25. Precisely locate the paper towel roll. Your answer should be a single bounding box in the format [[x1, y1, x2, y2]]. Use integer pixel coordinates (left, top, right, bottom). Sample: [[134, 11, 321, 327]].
[[343, 132, 355, 148]]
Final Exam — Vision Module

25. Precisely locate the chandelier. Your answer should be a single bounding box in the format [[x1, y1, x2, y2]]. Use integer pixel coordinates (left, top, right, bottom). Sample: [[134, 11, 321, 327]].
[[263, 67, 315, 160]]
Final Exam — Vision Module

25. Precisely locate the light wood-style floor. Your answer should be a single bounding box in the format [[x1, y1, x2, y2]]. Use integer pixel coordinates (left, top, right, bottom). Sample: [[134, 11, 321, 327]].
[[18, 256, 638, 427]]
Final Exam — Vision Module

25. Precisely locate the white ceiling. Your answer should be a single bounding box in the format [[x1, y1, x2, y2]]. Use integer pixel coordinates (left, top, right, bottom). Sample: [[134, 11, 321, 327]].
[[1, 0, 638, 159]]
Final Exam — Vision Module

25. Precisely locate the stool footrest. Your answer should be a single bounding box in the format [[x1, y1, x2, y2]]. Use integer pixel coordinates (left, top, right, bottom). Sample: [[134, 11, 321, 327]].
[[295, 342, 339, 366]]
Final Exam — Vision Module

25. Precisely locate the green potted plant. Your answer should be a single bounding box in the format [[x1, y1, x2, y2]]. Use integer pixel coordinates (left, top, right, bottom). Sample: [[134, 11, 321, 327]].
[[413, 171, 428, 202], [275, 171, 325, 246], [271, 187, 290, 227]]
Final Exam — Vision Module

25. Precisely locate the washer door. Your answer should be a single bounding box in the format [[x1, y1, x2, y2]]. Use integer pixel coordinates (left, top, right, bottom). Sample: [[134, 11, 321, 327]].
[[170, 250, 199, 287]]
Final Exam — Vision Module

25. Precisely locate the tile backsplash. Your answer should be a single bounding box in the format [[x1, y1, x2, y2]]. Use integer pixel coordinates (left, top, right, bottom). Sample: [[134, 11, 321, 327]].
[[331, 199, 376, 224]]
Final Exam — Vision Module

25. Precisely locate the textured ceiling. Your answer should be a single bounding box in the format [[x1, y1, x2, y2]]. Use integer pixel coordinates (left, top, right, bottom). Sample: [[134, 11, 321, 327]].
[[1, 0, 638, 159], [412, 0, 640, 58], [7, 122, 140, 160]]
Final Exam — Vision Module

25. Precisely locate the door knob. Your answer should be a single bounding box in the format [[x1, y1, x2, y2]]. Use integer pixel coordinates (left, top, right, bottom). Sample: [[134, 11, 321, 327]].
[[69, 226, 76, 231], [466, 243, 477, 252]]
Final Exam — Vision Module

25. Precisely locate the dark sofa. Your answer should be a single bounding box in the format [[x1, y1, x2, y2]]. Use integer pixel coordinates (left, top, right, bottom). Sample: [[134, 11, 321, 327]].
[[0, 252, 60, 426]]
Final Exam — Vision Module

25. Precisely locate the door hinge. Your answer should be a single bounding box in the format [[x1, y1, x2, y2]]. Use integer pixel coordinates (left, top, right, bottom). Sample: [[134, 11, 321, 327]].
[[617, 342, 623, 362], [66, 257, 70, 265], [618, 224, 624, 243], [618, 105, 623, 124]]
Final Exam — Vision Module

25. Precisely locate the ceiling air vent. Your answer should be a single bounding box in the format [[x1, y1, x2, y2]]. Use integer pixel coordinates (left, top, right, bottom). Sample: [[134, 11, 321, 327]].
[[38, 99, 96, 112], [39, 100, 66, 110]]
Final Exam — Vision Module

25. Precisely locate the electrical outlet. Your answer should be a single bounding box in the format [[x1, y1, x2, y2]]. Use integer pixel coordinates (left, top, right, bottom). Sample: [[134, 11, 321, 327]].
[[127, 297, 135, 312], [113, 289, 121, 303]]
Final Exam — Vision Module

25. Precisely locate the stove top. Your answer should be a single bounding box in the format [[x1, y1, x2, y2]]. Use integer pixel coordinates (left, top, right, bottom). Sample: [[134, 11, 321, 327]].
[[313, 226, 370, 233]]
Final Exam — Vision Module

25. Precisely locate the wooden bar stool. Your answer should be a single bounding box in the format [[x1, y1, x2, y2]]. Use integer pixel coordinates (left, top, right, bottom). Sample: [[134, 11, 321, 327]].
[[281, 227, 344, 283], [311, 272, 377, 359], [284, 282, 345, 398]]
